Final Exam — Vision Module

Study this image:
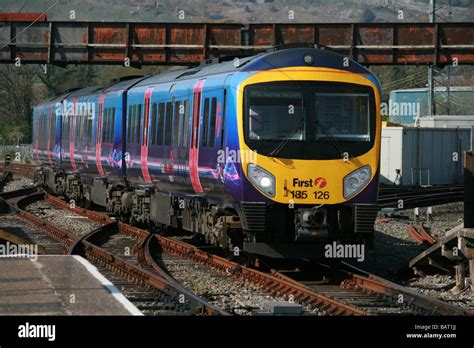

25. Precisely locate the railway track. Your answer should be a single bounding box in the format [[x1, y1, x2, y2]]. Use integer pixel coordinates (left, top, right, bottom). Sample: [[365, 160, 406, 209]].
[[1, 169, 471, 316], [144, 235, 293, 315], [144, 230, 474, 315], [0, 187, 227, 316], [0, 162, 36, 178], [271, 261, 471, 316], [377, 185, 464, 209], [0, 187, 374, 316], [0, 215, 64, 255]]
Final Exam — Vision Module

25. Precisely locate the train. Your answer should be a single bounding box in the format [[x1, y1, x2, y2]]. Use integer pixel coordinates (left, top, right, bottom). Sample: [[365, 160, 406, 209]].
[[32, 46, 382, 259]]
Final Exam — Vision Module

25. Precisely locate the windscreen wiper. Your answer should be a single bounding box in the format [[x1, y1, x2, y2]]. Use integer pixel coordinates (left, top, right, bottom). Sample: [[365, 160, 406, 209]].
[[314, 120, 347, 158], [313, 99, 347, 159], [268, 117, 305, 157]]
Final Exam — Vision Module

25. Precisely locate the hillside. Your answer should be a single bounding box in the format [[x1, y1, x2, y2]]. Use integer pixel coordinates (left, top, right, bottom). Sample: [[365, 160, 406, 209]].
[[1, 0, 473, 23]]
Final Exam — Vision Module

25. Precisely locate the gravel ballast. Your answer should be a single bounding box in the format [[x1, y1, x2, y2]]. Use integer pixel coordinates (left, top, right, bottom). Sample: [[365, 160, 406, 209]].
[[25, 200, 103, 237], [347, 202, 473, 310]]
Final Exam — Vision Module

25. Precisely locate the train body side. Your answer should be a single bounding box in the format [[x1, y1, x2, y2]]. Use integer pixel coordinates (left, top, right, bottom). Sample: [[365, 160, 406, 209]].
[[124, 73, 244, 205]]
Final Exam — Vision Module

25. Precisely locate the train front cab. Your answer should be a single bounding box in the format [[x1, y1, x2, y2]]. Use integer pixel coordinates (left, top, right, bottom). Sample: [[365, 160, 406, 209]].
[[235, 66, 381, 258]]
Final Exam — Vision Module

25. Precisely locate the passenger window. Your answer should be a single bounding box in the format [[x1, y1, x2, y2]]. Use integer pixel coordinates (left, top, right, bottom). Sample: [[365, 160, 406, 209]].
[[151, 103, 157, 145], [61, 117, 64, 145], [182, 100, 190, 147], [221, 89, 227, 149], [68, 116, 71, 142], [110, 107, 115, 143], [209, 97, 217, 148], [44, 116, 47, 150], [132, 105, 137, 143], [52, 113, 56, 150], [136, 104, 142, 144], [157, 103, 165, 145], [107, 108, 110, 143], [78, 112, 83, 144], [165, 102, 173, 146], [202, 98, 210, 147], [102, 108, 108, 143], [127, 105, 132, 143], [108, 108, 112, 143], [109, 108, 112, 142], [87, 117, 93, 145], [83, 116, 87, 144], [174, 101, 181, 147], [73, 115, 79, 142]]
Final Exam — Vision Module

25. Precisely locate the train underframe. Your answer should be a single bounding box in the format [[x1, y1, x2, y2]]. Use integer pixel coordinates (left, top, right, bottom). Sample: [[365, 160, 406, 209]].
[[36, 165, 377, 259]]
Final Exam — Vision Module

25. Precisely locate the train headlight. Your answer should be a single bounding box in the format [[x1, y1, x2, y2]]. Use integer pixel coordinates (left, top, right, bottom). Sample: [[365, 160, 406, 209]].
[[343, 165, 371, 199], [259, 176, 272, 188], [248, 164, 275, 197]]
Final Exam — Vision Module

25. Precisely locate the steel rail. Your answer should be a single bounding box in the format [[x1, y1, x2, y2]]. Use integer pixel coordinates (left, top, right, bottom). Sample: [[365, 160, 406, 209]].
[[3, 188, 226, 315], [142, 234, 231, 316]]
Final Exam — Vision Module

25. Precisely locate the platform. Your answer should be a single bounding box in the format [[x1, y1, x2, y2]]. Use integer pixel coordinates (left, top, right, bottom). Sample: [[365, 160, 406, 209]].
[[0, 255, 142, 315]]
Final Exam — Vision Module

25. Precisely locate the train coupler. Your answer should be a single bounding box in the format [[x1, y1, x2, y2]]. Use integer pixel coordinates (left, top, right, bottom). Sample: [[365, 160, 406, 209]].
[[295, 207, 329, 242]]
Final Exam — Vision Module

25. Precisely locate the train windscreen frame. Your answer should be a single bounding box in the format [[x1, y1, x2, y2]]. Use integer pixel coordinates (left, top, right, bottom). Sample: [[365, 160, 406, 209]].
[[243, 81, 377, 160]]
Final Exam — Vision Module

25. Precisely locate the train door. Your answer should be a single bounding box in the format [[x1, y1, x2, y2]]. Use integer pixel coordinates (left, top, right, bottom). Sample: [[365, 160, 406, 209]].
[[219, 75, 232, 153], [56, 99, 66, 166], [34, 108, 43, 162], [189, 79, 205, 193], [55, 106, 62, 166], [95, 95, 105, 176], [75, 99, 85, 171], [120, 93, 128, 177], [198, 93, 218, 192], [140, 87, 154, 184], [81, 96, 95, 175], [196, 76, 229, 195], [69, 98, 78, 171], [172, 96, 190, 190], [61, 103, 71, 170], [100, 99, 117, 178], [46, 105, 54, 166], [145, 96, 164, 185]]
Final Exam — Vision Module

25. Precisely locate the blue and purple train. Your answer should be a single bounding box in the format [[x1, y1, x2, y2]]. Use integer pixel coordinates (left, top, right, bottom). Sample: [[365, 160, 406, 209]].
[[33, 47, 382, 258]]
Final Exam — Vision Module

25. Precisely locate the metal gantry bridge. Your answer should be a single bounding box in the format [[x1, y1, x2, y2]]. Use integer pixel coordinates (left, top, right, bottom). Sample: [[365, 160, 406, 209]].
[[1, 13, 474, 66]]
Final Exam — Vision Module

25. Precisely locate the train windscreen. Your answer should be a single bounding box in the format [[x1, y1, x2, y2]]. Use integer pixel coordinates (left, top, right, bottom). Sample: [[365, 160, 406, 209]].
[[244, 81, 376, 160]]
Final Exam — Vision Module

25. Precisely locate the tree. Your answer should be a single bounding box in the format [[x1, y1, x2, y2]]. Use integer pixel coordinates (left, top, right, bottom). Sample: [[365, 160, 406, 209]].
[[0, 65, 37, 144], [37, 64, 99, 98], [9, 128, 25, 146]]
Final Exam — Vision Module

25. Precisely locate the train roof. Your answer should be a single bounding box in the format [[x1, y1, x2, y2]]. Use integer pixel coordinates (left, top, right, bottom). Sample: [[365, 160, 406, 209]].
[[34, 46, 376, 108], [134, 56, 255, 88], [135, 46, 372, 88], [41, 86, 104, 104], [66, 86, 104, 97], [35, 77, 146, 108], [103, 76, 147, 92]]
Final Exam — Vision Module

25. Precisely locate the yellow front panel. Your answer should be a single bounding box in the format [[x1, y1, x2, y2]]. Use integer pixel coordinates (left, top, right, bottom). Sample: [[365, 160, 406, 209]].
[[237, 67, 381, 205]]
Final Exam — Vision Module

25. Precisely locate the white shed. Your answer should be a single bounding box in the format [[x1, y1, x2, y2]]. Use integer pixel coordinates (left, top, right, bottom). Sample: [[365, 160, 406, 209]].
[[381, 127, 472, 186]]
